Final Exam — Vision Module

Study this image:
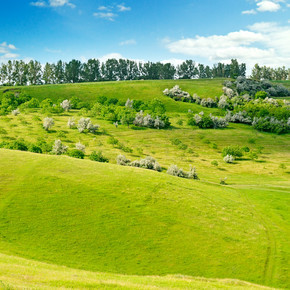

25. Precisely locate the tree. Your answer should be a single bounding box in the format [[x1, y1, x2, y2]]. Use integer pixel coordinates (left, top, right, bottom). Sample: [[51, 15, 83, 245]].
[[52, 139, 68, 155], [82, 59, 101, 82], [55, 60, 65, 83], [43, 117, 54, 131], [28, 60, 42, 85], [251, 63, 262, 81], [65, 59, 82, 83]]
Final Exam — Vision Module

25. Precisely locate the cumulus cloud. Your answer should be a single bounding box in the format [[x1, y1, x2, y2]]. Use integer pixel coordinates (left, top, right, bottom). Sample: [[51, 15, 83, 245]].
[[242, 9, 257, 14], [165, 21, 290, 69], [30, 0, 75, 8], [93, 3, 131, 21], [117, 4, 131, 12], [0, 42, 19, 62], [256, 0, 281, 12], [119, 39, 136, 46], [93, 12, 117, 21]]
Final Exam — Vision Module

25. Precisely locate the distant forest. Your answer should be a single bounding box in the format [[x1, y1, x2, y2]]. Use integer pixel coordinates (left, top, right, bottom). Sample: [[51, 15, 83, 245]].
[[0, 58, 288, 86]]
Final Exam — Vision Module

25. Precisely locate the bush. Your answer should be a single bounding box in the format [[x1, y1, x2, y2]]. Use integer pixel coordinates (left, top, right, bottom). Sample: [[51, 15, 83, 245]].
[[60, 99, 72, 111], [163, 85, 191, 102], [67, 117, 76, 129], [28, 144, 42, 154], [89, 151, 109, 163], [68, 149, 85, 159], [11, 108, 20, 116], [224, 155, 235, 163], [222, 146, 243, 158], [211, 160, 218, 166], [189, 112, 228, 129], [167, 164, 198, 179], [0, 140, 28, 151], [51, 140, 68, 155], [43, 117, 54, 131], [77, 118, 99, 133], [75, 142, 85, 152], [255, 91, 268, 99], [116, 154, 131, 166]]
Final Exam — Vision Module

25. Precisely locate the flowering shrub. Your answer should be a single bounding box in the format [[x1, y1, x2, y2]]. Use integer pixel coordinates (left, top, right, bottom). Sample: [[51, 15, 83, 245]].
[[51, 139, 68, 155], [163, 85, 192, 102], [189, 112, 228, 129], [43, 117, 54, 131], [252, 116, 289, 134], [133, 111, 166, 129], [224, 155, 235, 163], [225, 111, 252, 124], [77, 118, 99, 133], [11, 108, 20, 116], [75, 142, 85, 153], [167, 165, 198, 179], [60, 99, 72, 111]]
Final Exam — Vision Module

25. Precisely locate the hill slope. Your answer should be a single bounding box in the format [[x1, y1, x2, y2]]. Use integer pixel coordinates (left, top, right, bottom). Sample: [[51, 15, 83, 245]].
[[0, 150, 288, 288]]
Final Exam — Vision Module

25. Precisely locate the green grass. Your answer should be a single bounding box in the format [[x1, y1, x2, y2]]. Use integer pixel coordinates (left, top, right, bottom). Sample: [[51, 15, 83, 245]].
[[0, 79, 289, 289], [0, 253, 273, 289]]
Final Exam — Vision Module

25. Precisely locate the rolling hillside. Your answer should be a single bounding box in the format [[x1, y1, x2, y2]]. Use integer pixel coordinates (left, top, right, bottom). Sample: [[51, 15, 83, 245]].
[[0, 79, 289, 289]]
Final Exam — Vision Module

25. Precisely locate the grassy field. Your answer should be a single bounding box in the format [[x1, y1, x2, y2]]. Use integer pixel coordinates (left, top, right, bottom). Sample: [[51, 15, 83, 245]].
[[0, 253, 274, 289], [0, 79, 289, 289]]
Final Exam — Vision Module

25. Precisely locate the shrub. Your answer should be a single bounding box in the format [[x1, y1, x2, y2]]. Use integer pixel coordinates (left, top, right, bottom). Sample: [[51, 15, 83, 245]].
[[167, 164, 198, 179], [75, 142, 85, 153], [242, 146, 250, 152], [125, 98, 133, 108], [43, 117, 54, 131], [28, 144, 42, 154], [252, 116, 288, 134], [224, 155, 235, 163], [139, 156, 161, 171], [116, 154, 131, 166], [189, 112, 228, 129], [249, 151, 258, 160], [11, 108, 20, 116], [68, 149, 85, 159], [255, 91, 268, 99], [107, 136, 119, 146], [163, 85, 191, 102], [51, 140, 68, 155], [222, 146, 243, 158], [60, 99, 72, 111], [220, 177, 228, 185], [89, 151, 109, 163], [0, 140, 28, 151], [77, 118, 99, 133], [67, 117, 76, 129]]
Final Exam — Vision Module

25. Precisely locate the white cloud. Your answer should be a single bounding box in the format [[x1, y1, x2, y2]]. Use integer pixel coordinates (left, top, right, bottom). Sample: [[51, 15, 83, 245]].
[[242, 9, 257, 14], [98, 6, 112, 11], [119, 39, 136, 46], [93, 12, 117, 21], [256, 0, 281, 12], [30, 0, 75, 8], [161, 58, 185, 66], [165, 21, 290, 69], [0, 42, 19, 62], [98, 53, 124, 62], [117, 4, 131, 12]]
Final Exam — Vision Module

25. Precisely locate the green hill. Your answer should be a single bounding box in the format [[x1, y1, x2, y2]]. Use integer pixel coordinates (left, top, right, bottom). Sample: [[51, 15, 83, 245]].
[[0, 79, 289, 289]]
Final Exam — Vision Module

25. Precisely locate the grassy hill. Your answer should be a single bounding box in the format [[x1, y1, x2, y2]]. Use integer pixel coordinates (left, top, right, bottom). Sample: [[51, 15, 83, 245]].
[[0, 253, 273, 289], [0, 79, 289, 289]]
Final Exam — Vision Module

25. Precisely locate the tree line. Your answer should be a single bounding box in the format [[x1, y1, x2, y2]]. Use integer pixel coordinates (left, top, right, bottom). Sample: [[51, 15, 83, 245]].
[[0, 58, 247, 86], [251, 64, 290, 81]]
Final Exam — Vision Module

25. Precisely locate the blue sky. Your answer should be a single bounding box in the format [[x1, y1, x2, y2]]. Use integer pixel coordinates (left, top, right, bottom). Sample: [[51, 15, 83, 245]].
[[0, 0, 289, 70]]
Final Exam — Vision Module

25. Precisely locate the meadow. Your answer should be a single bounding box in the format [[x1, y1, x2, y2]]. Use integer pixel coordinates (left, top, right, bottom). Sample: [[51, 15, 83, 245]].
[[0, 79, 289, 289]]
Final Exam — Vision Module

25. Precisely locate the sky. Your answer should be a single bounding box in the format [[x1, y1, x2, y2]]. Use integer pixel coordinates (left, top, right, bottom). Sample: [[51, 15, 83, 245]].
[[0, 0, 290, 71]]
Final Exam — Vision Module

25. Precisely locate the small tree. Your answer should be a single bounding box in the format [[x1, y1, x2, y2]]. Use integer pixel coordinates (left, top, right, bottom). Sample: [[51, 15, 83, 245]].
[[116, 154, 131, 166], [224, 154, 235, 163], [60, 99, 72, 111], [51, 139, 68, 155], [67, 117, 76, 128], [75, 142, 85, 153], [43, 117, 54, 131]]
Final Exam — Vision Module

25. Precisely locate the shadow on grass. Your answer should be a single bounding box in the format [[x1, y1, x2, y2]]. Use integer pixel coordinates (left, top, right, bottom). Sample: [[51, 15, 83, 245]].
[[218, 168, 227, 171]]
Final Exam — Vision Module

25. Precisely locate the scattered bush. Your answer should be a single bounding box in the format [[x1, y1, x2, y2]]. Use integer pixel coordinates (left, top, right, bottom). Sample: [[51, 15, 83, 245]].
[[43, 117, 54, 131], [77, 118, 99, 133], [255, 91, 268, 99], [223, 155, 235, 163], [11, 108, 20, 116], [189, 112, 228, 129], [222, 146, 243, 158], [67, 117, 76, 128], [220, 177, 228, 185], [75, 142, 85, 152], [116, 154, 131, 166], [252, 116, 289, 134], [60, 99, 72, 111], [89, 151, 109, 163], [51, 139, 68, 155], [167, 164, 198, 179], [163, 85, 191, 102], [68, 149, 85, 159]]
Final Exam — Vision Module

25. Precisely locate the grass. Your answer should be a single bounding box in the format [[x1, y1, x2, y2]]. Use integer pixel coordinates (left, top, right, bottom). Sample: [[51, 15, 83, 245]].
[[0, 253, 274, 289], [0, 79, 289, 289]]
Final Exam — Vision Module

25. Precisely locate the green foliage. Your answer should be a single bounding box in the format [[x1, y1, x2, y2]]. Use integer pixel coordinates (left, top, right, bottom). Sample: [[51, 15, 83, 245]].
[[89, 151, 109, 163], [222, 146, 243, 158], [255, 91, 268, 99], [211, 160, 218, 166], [68, 149, 85, 159]]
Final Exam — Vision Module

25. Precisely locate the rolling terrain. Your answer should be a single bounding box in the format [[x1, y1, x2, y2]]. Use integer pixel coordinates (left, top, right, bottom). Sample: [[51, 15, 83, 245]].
[[0, 79, 289, 289]]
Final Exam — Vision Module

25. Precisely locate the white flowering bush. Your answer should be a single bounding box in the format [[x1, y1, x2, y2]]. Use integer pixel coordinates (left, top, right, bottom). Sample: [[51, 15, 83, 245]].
[[192, 93, 201, 104], [125, 98, 133, 108], [77, 118, 99, 133], [200, 98, 217, 108], [116, 154, 131, 166], [167, 165, 198, 179], [224, 154, 235, 163], [67, 117, 76, 128], [163, 85, 191, 102], [43, 117, 54, 131], [210, 114, 229, 128], [225, 111, 252, 124], [189, 111, 228, 129], [133, 111, 165, 129], [252, 116, 288, 134], [11, 108, 20, 116], [60, 99, 72, 111], [223, 86, 235, 98], [218, 95, 230, 110], [75, 142, 85, 153], [51, 139, 68, 155]]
